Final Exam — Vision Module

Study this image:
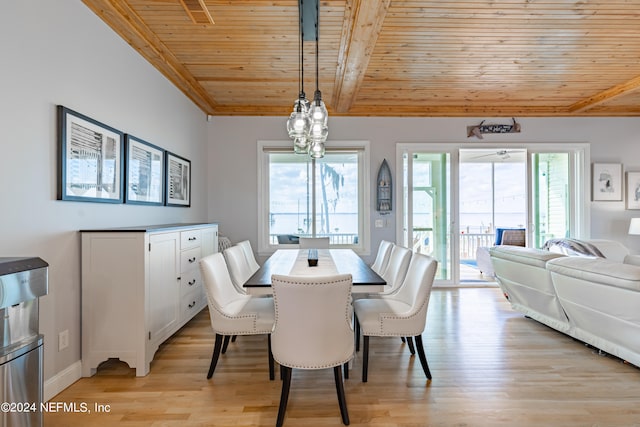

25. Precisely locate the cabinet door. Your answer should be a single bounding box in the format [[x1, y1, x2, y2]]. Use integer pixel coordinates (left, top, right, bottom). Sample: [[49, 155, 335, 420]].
[[201, 226, 218, 256], [148, 232, 180, 344]]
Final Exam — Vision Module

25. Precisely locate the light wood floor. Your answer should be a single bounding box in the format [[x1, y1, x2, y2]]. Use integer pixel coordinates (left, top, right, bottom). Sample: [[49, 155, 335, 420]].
[[46, 287, 640, 427]]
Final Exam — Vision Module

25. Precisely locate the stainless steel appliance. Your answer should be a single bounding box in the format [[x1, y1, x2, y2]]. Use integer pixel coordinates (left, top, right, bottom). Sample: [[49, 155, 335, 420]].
[[0, 257, 48, 427]]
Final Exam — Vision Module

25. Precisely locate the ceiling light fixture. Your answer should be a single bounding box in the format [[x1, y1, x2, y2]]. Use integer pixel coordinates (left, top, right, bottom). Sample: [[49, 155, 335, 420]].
[[308, 0, 328, 158], [286, 0, 311, 154]]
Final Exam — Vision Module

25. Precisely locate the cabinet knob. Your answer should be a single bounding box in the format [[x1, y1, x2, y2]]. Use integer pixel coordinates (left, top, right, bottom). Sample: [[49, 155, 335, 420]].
[[188, 301, 196, 308], [188, 257, 197, 263], [188, 237, 197, 241], [188, 279, 196, 286]]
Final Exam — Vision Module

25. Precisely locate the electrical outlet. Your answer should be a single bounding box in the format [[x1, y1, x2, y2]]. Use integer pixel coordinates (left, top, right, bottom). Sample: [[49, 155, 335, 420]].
[[375, 219, 383, 228], [58, 330, 69, 351]]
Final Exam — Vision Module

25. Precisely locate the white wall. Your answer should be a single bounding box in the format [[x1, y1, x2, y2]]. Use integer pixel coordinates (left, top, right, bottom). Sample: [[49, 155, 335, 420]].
[[0, 0, 208, 385], [207, 116, 640, 260]]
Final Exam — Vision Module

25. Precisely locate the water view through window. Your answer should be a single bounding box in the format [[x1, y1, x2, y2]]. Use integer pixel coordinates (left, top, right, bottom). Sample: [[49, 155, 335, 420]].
[[459, 159, 527, 234], [269, 151, 360, 245]]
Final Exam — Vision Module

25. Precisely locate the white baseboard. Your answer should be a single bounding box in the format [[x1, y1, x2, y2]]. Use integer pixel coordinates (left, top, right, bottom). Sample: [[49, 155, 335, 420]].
[[44, 360, 82, 401]]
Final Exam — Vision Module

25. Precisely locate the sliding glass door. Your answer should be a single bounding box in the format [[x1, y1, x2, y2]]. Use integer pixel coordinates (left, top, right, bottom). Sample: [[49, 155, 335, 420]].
[[531, 153, 568, 247], [459, 149, 527, 281], [529, 148, 588, 248], [399, 148, 456, 283], [398, 143, 589, 285]]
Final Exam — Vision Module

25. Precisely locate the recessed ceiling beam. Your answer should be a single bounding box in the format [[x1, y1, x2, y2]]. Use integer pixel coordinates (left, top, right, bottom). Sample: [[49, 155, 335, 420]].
[[569, 75, 640, 113], [332, 0, 390, 114]]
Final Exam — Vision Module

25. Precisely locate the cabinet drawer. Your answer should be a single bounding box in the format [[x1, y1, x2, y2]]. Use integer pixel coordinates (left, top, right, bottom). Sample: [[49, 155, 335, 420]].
[[181, 229, 202, 250], [180, 268, 201, 296], [180, 247, 201, 272], [181, 286, 204, 322]]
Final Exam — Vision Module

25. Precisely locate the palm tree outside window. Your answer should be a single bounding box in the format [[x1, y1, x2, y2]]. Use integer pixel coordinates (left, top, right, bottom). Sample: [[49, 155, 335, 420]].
[[258, 142, 370, 252]]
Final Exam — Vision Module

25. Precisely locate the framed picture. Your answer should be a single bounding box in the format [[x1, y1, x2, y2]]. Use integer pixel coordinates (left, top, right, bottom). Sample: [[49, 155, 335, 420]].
[[592, 163, 622, 201], [165, 152, 191, 207], [627, 172, 640, 209], [57, 106, 124, 203], [125, 135, 165, 205]]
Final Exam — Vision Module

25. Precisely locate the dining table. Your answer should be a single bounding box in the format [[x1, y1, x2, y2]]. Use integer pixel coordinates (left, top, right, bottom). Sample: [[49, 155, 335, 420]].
[[244, 248, 386, 295]]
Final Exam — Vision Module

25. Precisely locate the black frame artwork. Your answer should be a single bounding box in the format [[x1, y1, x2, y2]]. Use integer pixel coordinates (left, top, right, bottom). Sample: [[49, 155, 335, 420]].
[[165, 151, 191, 207], [57, 105, 124, 203], [125, 134, 165, 206]]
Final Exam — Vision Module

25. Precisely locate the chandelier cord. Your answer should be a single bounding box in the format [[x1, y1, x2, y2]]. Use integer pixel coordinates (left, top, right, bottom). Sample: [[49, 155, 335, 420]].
[[314, 0, 319, 97], [299, 0, 304, 97]]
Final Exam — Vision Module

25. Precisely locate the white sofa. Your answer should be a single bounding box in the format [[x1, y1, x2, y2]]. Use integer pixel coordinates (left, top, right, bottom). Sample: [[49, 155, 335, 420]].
[[476, 228, 526, 277], [490, 240, 640, 368], [489, 246, 568, 331]]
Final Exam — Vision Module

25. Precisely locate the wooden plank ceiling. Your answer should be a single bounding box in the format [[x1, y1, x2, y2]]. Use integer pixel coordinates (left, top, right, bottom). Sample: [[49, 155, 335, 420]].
[[82, 0, 640, 117]]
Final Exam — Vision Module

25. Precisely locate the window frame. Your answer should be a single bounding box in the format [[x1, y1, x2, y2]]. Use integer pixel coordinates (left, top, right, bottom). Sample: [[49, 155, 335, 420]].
[[257, 140, 371, 256]]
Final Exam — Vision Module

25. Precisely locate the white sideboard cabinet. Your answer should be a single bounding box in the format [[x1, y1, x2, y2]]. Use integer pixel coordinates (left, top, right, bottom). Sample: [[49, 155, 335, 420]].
[[80, 223, 218, 377]]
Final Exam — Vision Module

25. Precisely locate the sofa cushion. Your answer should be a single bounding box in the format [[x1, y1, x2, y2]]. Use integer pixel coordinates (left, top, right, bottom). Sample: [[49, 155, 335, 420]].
[[500, 229, 526, 246], [547, 256, 640, 292], [489, 246, 565, 268], [494, 228, 526, 246], [623, 254, 640, 267]]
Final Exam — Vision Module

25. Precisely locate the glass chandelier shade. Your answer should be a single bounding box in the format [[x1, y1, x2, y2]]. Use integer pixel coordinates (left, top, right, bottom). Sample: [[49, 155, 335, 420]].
[[286, 0, 327, 157], [309, 140, 325, 158], [309, 89, 328, 144], [293, 136, 309, 154], [310, 90, 328, 126], [286, 95, 311, 141]]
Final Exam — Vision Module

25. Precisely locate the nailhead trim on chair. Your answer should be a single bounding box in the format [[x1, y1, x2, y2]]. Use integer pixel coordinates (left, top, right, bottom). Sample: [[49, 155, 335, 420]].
[[209, 303, 274, 334], [272, 277, 354, 370], [367, 299, 428, 336]]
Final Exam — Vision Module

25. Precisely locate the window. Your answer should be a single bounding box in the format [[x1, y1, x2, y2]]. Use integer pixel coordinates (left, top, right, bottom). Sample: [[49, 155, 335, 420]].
[[258, 141, 370, 254]]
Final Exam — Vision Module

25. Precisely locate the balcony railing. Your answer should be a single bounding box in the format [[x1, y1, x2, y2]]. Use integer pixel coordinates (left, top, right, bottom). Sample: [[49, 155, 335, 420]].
[[269, 231, 499, 261], [411, 229, 496, 261], [269, 233, 358, 245], [459, 233, 495, 260]]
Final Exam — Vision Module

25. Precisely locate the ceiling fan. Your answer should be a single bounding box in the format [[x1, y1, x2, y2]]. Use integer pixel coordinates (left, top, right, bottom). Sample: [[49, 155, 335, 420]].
[[468, 149, 521, 160]]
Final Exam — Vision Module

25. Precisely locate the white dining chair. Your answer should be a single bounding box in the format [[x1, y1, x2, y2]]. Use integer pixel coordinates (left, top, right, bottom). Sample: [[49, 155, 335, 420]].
[[379, 244, 412, 296], [353, 252, 438, 382], [299, 237, 330, 249], [199, 253, 275, 379], [374, 245, 413, 352], [371, 240, 394, 275], [217, 235, 233, 253], [354, 244, 411, 350], [223, 245, 254, 293], [271, 273, 354, 426], [237, 239, 260, 272]]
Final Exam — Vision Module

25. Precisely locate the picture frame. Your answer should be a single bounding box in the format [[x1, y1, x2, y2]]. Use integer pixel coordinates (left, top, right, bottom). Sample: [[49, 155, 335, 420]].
[[124, 135, 165, 205], [626, 172, 640, 209], [592, 163, 622, 201], [57, 106, 124, 203], [165, 151, 191, 207]]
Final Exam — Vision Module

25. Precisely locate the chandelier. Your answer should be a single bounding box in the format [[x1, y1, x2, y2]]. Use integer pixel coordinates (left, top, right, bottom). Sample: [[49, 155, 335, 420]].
[[286, 0, 328, 158]]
